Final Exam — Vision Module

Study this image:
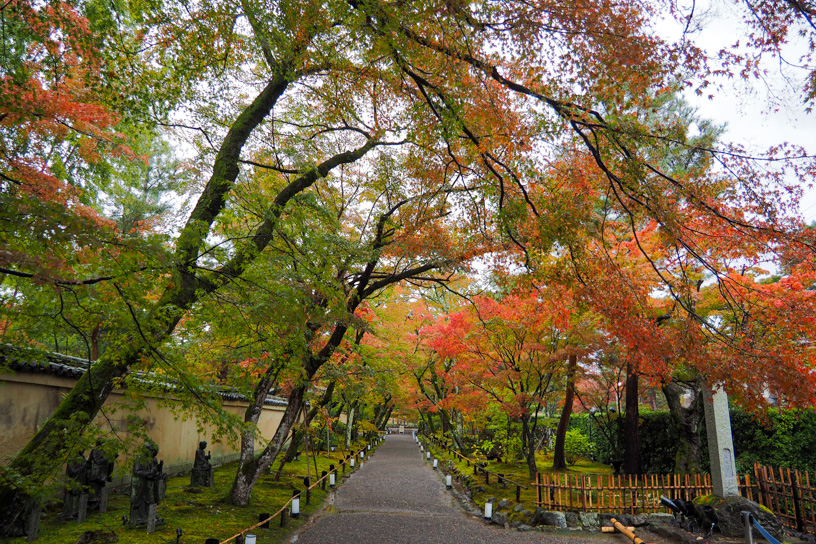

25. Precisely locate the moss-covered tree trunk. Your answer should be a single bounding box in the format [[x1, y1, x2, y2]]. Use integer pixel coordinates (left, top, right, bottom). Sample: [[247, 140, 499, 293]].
[[344, 402, 358, 449], [230, 384, 307, 505], [521, 414, 538, 478], [0, 64, 299, 535], [663, 376, 705, 473]]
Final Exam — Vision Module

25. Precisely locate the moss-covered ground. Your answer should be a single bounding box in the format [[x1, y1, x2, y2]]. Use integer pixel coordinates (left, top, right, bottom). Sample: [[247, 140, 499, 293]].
[[3, 442, 377, 544], [421, 436, 612, 517]]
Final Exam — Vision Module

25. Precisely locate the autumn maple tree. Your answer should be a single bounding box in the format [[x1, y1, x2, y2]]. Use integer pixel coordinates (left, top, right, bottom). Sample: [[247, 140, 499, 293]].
[[3, 0, 816, 533]]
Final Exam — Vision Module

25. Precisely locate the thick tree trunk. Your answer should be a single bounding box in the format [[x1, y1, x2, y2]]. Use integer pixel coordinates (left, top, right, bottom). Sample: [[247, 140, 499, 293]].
[[91, 325, 100, 360], [371, 395, 392, 430], [378, 406, 393, 430], [344, 403, 357, 449], [422, 411, 436, 434], [440, 410, 450, 434], [0, 67, 361, 534], [662, 377, 705, 473], [440, 408, 465, 450], [624, 362, 640, 475], [553, 354, 577, 470], [229, 384, 307, 506], [521, 415, 538, 478], [234, 358, 286, 478], [273, 380, 335, 480]]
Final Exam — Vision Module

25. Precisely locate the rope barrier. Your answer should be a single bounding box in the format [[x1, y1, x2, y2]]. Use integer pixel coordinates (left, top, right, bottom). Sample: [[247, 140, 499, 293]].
[[218, 442, 374, 544]]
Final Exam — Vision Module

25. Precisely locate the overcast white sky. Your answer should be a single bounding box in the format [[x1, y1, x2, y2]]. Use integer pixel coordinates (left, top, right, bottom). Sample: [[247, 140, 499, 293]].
[[666, 0, 816, 222]]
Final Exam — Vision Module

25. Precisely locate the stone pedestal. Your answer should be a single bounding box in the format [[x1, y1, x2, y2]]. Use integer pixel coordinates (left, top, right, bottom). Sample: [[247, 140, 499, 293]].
[[704, 385, 739, 497], [99, 487, 109, 513], [147, 504, 157, 533], [77, 494, 89, 523], [26, 504, 41, 542]]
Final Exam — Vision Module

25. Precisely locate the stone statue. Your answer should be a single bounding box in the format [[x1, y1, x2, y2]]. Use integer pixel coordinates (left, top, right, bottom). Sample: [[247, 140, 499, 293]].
[[190, 441, 213, 487], [88, 441, 116, 510], [60, 453, 89, 520], [129, 442, 166, 527]]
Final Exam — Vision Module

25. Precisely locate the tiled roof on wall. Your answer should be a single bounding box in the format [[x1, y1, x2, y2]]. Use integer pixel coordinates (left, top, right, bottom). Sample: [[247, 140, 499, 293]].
[[0, 343, 288, 407]]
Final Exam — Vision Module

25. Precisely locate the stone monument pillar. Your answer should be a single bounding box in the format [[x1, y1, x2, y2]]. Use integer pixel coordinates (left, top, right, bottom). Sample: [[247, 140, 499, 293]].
[[703, 384, 739, 497]]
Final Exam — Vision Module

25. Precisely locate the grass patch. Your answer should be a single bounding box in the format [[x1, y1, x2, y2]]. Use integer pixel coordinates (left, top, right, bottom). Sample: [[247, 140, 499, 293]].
[[4, 442, 377, 544]]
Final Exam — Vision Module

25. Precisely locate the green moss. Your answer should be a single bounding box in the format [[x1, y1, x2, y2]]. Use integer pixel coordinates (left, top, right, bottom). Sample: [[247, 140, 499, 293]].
[[423, 439, 610, 510], [5, 442, 377, 544], [693, 494, 718, 506]]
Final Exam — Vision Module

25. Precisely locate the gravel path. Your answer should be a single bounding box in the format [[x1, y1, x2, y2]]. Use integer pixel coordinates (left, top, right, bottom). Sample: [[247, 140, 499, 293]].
[[293, 434, 653, 544]]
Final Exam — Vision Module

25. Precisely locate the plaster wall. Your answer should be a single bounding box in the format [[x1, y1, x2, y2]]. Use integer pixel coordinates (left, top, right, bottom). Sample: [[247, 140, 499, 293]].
[[0, 372, 287, 479]]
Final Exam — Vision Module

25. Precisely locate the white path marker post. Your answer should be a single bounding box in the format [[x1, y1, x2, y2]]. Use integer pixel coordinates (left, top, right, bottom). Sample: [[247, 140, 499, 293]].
[[704, 384, 739, 497]]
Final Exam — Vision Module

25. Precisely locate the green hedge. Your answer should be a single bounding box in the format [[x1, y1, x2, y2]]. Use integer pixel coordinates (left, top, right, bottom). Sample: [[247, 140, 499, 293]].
[[730, 408, 816, 473], [570, 408, 816, 474]]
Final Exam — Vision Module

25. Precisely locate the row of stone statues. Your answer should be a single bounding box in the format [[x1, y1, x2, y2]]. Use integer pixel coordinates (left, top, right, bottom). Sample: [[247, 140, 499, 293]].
[[60, 440, 214, 528], [60, 442, 116, 520]]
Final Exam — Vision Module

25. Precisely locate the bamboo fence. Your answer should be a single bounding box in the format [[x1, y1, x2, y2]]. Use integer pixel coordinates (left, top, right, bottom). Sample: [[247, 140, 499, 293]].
[[533, 464, 816, 535]]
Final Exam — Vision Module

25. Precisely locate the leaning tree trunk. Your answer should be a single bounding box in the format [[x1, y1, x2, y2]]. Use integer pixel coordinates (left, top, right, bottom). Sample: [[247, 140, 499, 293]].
[[378, 406, 393, 430], [521, 415, 538, 478], [662, 376, 705, 473], [0, 62, 374, 534], [229, 384, 307, 505], [274, 426, 304, 481], [273, 380, 335, 480], [624, 362, 640, 475], [553, 354, 578, 470]]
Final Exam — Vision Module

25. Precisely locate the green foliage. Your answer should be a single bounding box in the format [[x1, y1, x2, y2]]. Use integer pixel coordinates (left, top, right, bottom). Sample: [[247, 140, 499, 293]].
[[637, 411, 680, 474], [569, 412, 624, 466], [573, 408, 816, 474], [731, 408, 816, 473], [563, 429, 593, 465]]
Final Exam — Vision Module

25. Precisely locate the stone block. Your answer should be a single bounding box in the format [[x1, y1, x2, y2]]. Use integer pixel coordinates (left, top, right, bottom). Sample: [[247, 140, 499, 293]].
[[491, 512, 509, 527], [531, 508, 567, 528], [77, 495, 89, 523], [702, 496, 783, 539], [565, 512, 581, 527], [631, 514, 648, 527], [498, 499, 512, 511], [25, 504, 41, 542], [146, 504, 157, 534], [579, 512, 599, 528]]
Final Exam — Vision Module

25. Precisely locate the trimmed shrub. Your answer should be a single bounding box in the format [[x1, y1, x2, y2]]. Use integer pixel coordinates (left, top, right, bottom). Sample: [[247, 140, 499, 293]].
[[572, 408, 816, 474]]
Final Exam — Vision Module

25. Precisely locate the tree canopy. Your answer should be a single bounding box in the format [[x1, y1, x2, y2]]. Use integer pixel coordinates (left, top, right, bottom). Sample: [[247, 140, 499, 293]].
[[2, 0, 816, 531]]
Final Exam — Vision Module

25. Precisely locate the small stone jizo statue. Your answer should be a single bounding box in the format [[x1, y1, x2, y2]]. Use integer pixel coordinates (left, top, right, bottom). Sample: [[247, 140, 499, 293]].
[[190, 441, 213, 487], [88, 440, 116, 511], [129, 442, 167, 527]]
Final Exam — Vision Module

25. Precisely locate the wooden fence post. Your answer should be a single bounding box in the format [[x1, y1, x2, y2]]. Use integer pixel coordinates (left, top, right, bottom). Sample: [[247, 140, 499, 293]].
[[792, 470, 805, 533]]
